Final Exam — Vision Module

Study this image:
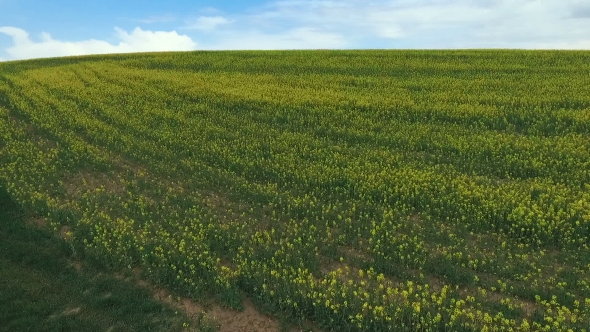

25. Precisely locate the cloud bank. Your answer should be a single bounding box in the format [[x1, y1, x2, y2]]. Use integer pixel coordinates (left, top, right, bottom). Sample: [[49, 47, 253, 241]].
[[0, 26, 197, 61]]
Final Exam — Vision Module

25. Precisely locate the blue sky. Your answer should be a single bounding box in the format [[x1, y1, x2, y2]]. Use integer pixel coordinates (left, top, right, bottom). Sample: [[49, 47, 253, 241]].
[[1, 0, 589, 61]]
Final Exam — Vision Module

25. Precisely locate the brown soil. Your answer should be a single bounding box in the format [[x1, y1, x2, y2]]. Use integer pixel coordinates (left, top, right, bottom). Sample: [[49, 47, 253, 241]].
[[25, 216, 47, 228], [130, 269, 321, 332], [61, 171, 125, 197]]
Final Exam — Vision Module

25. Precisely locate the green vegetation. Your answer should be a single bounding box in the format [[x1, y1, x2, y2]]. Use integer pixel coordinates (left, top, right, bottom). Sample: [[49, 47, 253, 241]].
[[1, 50, 589, 331], [0, 186, 199, 331]]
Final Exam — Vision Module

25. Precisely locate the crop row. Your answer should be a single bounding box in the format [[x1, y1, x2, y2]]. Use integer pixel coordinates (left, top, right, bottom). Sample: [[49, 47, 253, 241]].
[[1, 50, 589, 331]]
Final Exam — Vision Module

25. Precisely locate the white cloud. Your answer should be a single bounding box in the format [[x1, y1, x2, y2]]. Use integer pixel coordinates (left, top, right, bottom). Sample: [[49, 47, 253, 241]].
[[183, 16, 233, 31], [0, 26, 197, 61], [0, 26, 30, 45], [478, 39, 590, 50]]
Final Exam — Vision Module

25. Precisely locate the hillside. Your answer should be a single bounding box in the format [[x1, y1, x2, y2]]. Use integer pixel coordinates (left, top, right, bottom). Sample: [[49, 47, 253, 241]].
[[1, 50, 589, 331]]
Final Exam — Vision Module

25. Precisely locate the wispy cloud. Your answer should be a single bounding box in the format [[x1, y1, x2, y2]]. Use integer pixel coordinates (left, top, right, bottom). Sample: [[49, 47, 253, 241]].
[[183, 16, 233, 31], [0, 26, 197, 61], [201, 26, 348, 50], [172, 0, 590, 50], [199, 7, 222, 15], [253, 0, 590, 48]]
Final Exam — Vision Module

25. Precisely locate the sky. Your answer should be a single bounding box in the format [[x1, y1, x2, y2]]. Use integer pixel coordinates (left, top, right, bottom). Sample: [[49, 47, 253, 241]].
[[1, 0, 589, 61]]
